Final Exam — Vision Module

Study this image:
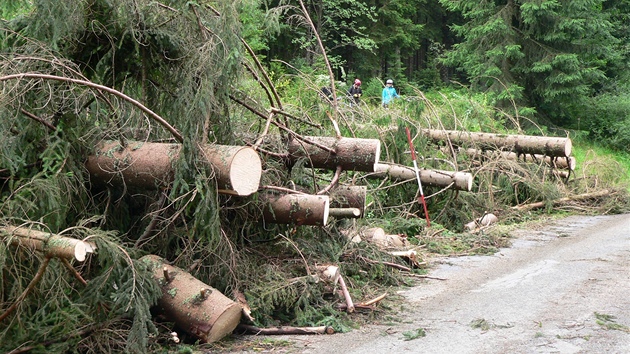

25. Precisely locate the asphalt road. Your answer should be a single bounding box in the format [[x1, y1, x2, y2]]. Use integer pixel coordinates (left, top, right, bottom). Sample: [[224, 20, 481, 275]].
[[256, 214, 630, 354]]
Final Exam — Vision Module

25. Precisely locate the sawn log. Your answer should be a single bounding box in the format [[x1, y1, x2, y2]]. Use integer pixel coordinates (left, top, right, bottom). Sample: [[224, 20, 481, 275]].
[[423, 129, 572, 157], [140, 255, 242, 343], [86, 141, 262, 196]]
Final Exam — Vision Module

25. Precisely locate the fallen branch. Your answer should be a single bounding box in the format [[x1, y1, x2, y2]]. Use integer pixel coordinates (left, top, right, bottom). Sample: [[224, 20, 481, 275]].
[[236, 324, 335, 335], [0, 257, 51, 322]]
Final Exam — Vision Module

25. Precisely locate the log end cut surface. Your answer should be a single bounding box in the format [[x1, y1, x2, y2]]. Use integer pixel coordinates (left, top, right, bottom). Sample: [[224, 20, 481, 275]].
[[207, 302, 244, 343], [229, 147, 262, 196]]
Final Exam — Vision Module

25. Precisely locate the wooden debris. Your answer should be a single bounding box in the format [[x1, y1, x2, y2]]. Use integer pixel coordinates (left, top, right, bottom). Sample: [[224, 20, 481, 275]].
[[288, 136, 381, 172], [328, 207, 361, 218], [423, 129, 572, 157], [86, 141, 262, 196], [452, 147, 576, 171], [329, 185, 367, 217], [262, 193, 330, 226], [316, 265, 354, 313], [373, 163, 473, 192], [2, 225, 96, 262], [236, 324, 335, 335], [512, 190, 610, 212], [464, 213, 499, 231], [140, 255, 242, 344]]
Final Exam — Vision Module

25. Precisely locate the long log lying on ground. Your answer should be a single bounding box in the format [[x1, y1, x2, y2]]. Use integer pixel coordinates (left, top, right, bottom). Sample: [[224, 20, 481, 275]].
[[262, 193, 330, 226], [452, 148, 576, 171], [423, 129, 572, 157], [288, 136, 381, 172], [236, 324, 335, 335], [329, 185, 367, 217], [140, 255, 242, 343], [1, 225, 95, 261], [86, 141, 262, 196], [512, 190, 610, 212], [373, 163, 473, 192]]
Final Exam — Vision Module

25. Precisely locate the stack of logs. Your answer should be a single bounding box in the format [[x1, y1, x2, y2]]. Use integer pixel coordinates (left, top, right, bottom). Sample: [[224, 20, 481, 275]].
[[3, 129, 574, 343]]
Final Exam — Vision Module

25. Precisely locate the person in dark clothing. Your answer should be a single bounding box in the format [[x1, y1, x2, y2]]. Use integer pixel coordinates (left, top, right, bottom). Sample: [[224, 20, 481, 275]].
[[348, 79, 362, 106], [320, 86, 333, 102]]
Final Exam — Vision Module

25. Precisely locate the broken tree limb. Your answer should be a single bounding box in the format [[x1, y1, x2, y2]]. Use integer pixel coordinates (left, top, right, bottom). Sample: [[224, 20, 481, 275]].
[[1, 225, 95, 262], [262, 193, 330, 226], [373, 163, 473, 192], [337, 274, 354, 313], [329, 185, 367, 217], [512, 190, 611, 212], [288, 136, 381, 172], [86, 141, 262, 196], [235, 324, 335, 335], [140, 255, 242, 344], [423, 129, 572, 157]]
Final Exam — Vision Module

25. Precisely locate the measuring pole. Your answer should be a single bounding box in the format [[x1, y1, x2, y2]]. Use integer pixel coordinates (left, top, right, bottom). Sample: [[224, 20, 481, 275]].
[[405, 127, 431, 227]]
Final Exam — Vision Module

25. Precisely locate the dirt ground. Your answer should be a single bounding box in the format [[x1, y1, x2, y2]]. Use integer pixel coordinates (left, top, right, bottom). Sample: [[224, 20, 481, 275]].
[[226, 213, 630, 353]]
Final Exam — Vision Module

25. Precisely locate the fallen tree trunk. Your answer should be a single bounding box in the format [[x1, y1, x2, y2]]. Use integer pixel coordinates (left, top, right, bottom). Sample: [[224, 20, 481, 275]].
[[86, 141, 262, 196], [423, 129, 572, 157], [329, 185, 367, 217], [512, 190, 610, 212], [373, 163, 473, 192], [140, 255, 242, 344], [288, 136, 381, 172], [236, 324, 335, 335], [328, 208, 361, 218], [262, 193, 330, 226], [451, 148, 576, 171], [1, 225, 95, 262]]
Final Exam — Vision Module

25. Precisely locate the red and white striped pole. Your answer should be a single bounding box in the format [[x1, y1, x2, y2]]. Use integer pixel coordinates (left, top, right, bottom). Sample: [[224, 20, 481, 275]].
[[405, 127, 431, 227]]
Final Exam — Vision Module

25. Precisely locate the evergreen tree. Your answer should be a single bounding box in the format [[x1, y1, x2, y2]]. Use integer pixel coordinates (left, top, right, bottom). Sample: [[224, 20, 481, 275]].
[[439, 0, 619, 128]]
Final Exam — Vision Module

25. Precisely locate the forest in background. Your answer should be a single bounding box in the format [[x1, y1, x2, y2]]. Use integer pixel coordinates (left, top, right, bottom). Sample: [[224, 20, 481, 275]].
[[1, 1, 629, 353]]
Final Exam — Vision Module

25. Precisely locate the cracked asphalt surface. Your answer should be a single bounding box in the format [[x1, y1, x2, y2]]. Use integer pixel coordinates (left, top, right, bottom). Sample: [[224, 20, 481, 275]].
[[234, 214, 630, 354]]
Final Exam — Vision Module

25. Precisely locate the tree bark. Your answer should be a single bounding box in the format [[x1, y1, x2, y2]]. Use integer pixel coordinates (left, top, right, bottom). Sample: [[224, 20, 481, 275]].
[[1, 225, 95, 262], [140, 255, 242, 344], [86, 141, 261, 196], [512, 190, 610, 212], [236, 324, 335, 335], [373, 163, 473, 191], [453, 148, 576, 170], [329, 185, 367, 217], [423, 129, 572, 157], [288, 136, 381, 172], [262, 194, 330, 226]]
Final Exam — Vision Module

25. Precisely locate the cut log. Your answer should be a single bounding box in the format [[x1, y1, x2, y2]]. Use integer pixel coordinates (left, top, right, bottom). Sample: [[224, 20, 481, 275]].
[[288, 136, 381, 172], [1, 225, 95, 261], [451, 148, 576, 171], [140, 255, 242, 344], [358, 227, 408, 249], [262, 194, 330, 226], [328, 208, 361, 218], [86, 141, 261, 196], [464, 213, 498, 231], [423, 129, 572, 157], [512, 190, 610, 212], [236, 324, 335, 335], [373, 163, 473, 192], [329, 185, 367, 217]]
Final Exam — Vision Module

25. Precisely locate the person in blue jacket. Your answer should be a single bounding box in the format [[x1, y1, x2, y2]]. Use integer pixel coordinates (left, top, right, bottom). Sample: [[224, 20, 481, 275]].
[[382, 79, 399, 108]]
